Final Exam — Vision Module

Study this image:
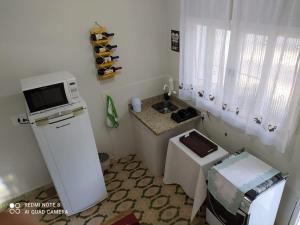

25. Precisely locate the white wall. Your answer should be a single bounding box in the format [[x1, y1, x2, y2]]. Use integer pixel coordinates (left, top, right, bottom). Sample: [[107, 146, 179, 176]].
[[166, 0, 300, 224], [0, 0, 170, 203], [166, 0, 181, 81], [3, 1, 297, 224]]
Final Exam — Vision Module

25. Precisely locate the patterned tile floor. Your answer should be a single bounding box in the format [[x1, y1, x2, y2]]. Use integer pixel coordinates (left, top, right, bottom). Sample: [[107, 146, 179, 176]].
[[9, 155, 207, 225]]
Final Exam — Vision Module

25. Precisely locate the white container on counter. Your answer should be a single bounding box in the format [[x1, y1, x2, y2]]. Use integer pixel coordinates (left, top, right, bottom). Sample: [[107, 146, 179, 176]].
[[131, 97, 142, 112]]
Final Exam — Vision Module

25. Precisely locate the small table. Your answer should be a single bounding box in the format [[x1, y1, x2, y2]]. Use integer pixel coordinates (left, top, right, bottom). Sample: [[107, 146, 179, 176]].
[[163, 129, 229, 221]]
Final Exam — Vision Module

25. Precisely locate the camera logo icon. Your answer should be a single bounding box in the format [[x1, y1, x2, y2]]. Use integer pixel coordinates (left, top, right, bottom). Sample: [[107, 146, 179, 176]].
[[9, 203, 21, 214]]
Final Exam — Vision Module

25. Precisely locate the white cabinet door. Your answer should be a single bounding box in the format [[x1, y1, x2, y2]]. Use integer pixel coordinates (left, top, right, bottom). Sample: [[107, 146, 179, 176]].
[[38, 111, 107, 214]]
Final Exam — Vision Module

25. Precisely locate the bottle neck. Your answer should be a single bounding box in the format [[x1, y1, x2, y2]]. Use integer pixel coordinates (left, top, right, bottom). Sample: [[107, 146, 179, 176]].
[[103, 32, 114, 37]]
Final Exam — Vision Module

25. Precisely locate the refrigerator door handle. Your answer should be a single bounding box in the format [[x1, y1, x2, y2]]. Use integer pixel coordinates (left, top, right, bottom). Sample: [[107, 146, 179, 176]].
[[56, 123, 71, 129]]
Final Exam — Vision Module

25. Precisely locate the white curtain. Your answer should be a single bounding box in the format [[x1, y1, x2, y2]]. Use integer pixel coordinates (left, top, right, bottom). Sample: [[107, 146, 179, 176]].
[[180, 0, 300, 153]]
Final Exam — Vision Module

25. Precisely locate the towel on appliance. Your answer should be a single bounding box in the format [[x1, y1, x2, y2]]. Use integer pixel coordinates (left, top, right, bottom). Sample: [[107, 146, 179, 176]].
[[208, 151, 279, 215], [106, 95, 119, 128]]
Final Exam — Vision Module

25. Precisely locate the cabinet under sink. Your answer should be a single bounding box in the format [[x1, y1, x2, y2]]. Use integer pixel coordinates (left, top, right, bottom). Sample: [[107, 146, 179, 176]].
[[130, 95, 201, 176]]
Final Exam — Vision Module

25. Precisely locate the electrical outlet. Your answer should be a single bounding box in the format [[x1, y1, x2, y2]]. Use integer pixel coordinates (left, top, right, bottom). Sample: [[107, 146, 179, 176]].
[[10, 113, 28, 126], [201, 111, 208, 120], [18, 113, 28, 123]]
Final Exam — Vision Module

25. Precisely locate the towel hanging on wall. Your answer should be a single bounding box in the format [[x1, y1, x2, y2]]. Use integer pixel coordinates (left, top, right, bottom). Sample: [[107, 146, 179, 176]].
[[106, 95, 119, 128]]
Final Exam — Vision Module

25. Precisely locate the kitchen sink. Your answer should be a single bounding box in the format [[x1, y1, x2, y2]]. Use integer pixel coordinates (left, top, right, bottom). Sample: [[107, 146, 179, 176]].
[[152, 101, 178, 114]]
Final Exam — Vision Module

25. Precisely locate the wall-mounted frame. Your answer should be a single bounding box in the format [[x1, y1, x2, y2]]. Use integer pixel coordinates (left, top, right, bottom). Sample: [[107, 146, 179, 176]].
[[171, 30, 180, 52]]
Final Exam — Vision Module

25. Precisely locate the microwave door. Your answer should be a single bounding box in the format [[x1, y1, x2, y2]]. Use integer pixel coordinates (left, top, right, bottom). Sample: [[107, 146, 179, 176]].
[[23, 83, 68, 113]]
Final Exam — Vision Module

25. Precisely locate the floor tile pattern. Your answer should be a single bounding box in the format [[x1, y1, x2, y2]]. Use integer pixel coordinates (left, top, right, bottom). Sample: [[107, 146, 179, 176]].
[[10, 155, 207, 225]]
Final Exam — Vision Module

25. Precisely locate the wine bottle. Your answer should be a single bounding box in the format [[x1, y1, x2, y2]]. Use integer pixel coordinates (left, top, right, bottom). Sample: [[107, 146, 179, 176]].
[[98, 67, 122, 76], [96, 56, 119, 64], [94, 44, 118, 53], [90, 32, 115, 41]]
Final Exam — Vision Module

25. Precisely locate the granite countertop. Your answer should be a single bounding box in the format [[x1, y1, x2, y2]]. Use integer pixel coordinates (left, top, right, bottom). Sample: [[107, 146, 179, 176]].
[[129, 95, 201, 135]]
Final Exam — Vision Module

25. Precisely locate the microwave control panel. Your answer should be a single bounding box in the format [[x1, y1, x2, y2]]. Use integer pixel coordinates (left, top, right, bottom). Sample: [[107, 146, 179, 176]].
[[67, 80, 80, 100]]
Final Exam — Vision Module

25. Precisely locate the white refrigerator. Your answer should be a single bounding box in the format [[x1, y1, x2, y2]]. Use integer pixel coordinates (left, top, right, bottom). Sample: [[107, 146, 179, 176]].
[[29, 101, 107, 216]]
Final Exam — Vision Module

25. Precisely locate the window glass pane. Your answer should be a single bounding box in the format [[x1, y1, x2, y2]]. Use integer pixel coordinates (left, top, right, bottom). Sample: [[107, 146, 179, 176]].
[[195, 24, 230, 95], [236, 33, 268, 99], [266, 37, 300, 121]]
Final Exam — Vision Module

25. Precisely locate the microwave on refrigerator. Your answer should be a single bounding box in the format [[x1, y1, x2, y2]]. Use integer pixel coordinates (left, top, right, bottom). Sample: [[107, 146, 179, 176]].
[[21, 71, 80, 114]]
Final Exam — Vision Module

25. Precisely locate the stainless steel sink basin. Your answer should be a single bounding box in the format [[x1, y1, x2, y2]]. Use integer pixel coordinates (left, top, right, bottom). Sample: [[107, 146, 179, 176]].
[[152, 101, 178, 114]]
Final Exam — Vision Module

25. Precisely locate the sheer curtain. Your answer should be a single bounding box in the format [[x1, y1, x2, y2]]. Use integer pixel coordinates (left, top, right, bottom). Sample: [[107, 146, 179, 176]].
[[180, 0, 300, 153]]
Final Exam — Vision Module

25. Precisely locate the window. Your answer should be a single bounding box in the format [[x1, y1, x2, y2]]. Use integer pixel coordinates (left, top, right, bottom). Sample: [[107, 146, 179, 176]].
[[180, 0, 300, 152]]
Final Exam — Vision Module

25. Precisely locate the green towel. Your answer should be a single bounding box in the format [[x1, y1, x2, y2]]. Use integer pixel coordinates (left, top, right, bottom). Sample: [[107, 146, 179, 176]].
[[106, 95, 119, 128]]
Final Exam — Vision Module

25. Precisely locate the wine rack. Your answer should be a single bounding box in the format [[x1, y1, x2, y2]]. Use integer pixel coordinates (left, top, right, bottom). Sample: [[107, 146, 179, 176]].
[[90, 25, 122, 80]]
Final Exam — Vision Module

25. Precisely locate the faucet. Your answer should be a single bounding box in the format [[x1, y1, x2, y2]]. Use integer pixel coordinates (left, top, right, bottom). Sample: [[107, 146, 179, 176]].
[[163, 78, 177, 97]]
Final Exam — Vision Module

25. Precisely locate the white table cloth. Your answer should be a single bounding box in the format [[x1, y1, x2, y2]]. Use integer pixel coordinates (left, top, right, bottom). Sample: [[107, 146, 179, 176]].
[[163, 129, 229, 221]]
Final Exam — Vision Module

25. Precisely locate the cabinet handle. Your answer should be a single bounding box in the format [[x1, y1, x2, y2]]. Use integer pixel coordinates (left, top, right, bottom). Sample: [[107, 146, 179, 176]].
[[56, 123, 71, 129]]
